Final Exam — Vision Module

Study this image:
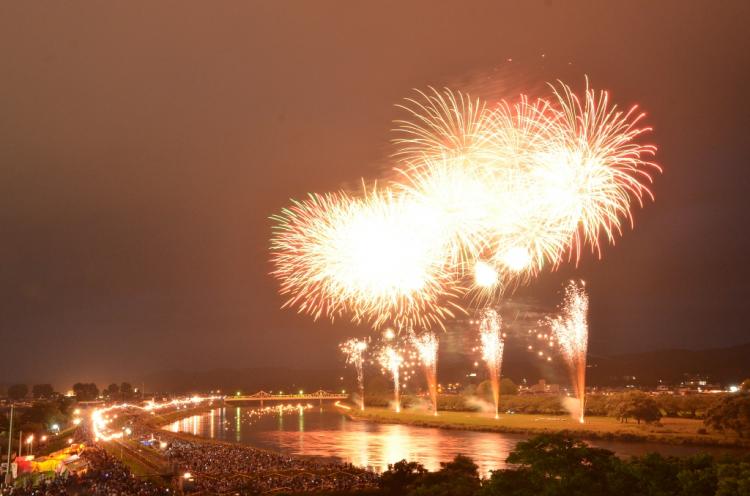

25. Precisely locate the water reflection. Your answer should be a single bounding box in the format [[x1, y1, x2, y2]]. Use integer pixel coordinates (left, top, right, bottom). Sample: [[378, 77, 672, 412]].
[[164, 407, 518, 473], [163, 408, 744, 475]]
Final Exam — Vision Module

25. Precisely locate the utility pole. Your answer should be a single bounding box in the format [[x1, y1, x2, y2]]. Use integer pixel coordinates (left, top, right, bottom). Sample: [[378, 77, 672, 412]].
[[18, 431, 22, 457], [4, 403, 13, 486]]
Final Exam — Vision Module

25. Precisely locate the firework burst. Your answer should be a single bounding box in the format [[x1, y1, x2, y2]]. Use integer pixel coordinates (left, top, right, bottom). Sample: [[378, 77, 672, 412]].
[[271, 79, 659, 329], [270, 187, 461, 330]]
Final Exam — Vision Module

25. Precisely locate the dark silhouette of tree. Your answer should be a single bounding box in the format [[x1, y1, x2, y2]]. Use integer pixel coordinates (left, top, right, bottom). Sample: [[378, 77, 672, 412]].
[[500, 378, 518, 396], [120, 382, 134, 400], [20, 402, 66, 433], [482, 434, 623, 496], [7, 384, 28, 400], [705, 392, 750, 437], [411, 454, 480, 496], [379, 459, 428, 495], [72, 382, 99, 401], [105, 383, 120, 398], [32, 384, 55, 399], [611, 391, 662, 424]]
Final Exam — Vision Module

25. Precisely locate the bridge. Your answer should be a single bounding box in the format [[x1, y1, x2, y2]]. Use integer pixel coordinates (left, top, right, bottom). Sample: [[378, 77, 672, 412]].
[[225, 389, 348, 405]]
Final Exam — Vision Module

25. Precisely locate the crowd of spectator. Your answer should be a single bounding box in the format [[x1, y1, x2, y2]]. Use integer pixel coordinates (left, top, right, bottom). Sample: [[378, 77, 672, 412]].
[[165, 438, 379, 494], [1, 445, 166, 496]]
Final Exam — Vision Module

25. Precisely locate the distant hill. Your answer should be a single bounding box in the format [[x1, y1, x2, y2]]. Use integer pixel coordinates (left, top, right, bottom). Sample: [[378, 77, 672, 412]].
[[137, 367, 346, 394], [587, 343, 750, 387], [136, 343, 750, 393]]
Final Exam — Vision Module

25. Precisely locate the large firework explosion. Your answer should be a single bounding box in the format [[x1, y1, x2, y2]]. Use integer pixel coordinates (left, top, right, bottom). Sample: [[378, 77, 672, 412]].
[[270, 187, 462, 330], [270, 79, 658, 331]]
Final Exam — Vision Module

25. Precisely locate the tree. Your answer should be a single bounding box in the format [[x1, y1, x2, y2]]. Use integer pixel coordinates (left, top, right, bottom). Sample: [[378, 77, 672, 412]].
[[410, 454, 480, 496], [105, 383, 120, 398], [32, 384, 55, 399], [715, 459, 750, 495], [705, 392, 750, 437], [679, 394, 717, 419], [20, 402, 66, 433], [611, 392, 662, 424], [379, 459, 428, 495], [740, 379, 750, 392], [0, 411, 8, 433], [500, 378, 518, 396], [120, 382, 134, 400], [72, 383, 99, 401], [482, 434, 624, 496], [7, 384, 28, 400]]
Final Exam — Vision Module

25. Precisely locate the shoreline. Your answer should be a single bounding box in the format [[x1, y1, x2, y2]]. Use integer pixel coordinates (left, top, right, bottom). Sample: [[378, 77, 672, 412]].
[[345, 407, 750, 450], [149, 403, 344, 463], [146, 403, 750, 456]]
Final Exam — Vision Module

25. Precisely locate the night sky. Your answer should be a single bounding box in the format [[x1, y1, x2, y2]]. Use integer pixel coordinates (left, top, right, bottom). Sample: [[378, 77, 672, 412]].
[[1, 2, 748, 388]]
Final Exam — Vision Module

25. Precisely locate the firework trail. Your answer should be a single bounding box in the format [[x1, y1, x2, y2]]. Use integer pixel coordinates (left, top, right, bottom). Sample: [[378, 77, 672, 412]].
[[340, 338, 368, 410], [378, 345, 404, 413], [479, 309, 505, 419], [547, 280, 589, 423], [410, 331, 439, 416]]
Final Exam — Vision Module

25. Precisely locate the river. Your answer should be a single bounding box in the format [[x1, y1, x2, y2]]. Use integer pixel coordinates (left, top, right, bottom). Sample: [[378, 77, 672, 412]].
[[163, 406, 745, 475]]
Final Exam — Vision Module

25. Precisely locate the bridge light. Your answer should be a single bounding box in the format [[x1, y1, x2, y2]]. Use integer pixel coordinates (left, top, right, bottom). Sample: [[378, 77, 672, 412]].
[[236, 391, 241, 396], [299, 390, 304, 395]]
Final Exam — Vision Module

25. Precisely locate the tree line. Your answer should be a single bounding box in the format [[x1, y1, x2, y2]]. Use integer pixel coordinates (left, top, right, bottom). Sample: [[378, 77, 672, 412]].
[[4, 381, 138, 401]]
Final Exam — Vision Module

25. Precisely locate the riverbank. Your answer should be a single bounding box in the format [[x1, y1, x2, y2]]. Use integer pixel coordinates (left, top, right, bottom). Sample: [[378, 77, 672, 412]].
[[347, 406, 750, 449]]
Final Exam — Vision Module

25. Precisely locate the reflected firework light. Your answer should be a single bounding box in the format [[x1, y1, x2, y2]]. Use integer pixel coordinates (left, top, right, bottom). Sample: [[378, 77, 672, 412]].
[[340, 338, 368, 410], [410, 330, 439, 416], [546, 280, 589, 423], [479, 309, 504, 419]]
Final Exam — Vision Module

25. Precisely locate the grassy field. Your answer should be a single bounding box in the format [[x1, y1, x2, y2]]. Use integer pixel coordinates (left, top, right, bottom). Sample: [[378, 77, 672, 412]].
[[349, 407, 750, 448]]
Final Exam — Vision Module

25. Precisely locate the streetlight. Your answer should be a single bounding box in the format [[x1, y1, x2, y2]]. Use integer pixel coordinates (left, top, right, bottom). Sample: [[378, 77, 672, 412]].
[[4, 403, 13, 485], [26, 435, 34, 455]]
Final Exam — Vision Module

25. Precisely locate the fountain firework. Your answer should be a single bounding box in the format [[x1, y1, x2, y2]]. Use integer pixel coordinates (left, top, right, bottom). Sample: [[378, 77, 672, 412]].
[[479, 309, 505, 419], [410, 331, 439, 416], [378, 346, 403, 413], [340, 338, 368, 410], [547, 280, 589, 423]]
